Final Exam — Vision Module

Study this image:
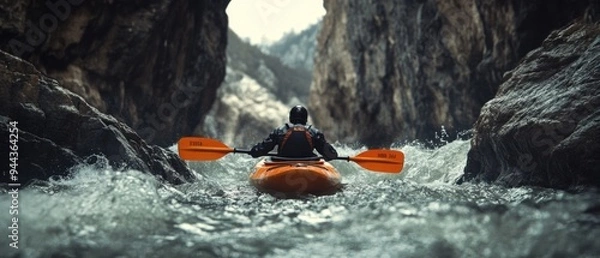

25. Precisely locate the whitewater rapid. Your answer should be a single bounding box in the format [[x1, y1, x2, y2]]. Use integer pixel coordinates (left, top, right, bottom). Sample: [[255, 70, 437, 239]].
[[1, 139, 599, 257]]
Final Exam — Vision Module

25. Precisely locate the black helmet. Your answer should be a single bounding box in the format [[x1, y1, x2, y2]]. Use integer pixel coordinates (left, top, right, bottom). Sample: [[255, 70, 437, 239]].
[[289, 105, 308, 124]]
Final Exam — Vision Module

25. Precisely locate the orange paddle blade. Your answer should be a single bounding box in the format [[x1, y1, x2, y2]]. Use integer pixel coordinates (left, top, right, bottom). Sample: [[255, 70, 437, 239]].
[[178, 137, 234, 161], [349, 149, 405, 173]]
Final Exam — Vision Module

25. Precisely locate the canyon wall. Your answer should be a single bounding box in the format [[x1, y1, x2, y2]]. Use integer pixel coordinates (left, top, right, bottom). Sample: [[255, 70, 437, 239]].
[[311, 0, 597, 147], [0, 0, 229, 146]]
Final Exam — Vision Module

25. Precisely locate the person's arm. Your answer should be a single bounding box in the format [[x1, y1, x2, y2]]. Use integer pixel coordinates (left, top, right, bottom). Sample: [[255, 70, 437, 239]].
[[312, 129, 338, 161], [250, 129, 279, 158]]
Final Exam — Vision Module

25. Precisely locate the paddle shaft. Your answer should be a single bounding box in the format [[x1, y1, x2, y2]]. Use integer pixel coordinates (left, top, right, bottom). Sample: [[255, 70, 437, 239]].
[[234, 148, 355, 161], [228, 148, 402, 172], [234, 148, 330, 161]]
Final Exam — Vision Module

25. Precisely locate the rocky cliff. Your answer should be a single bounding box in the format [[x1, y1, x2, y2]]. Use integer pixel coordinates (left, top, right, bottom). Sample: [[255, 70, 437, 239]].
[[202, 30, 314, 148], [204, 67, 290, 148], [263, 22, 321, 73], [311, 0, 598, 147], [225, 29, 311, 105], [460, 22, 600, 188], [202, 21, 330, 149], [0, 0, 229, 146], [0, 50, 195, 184]]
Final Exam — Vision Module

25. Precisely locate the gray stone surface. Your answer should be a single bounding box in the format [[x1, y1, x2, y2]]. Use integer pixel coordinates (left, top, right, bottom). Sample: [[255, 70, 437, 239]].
[[460, 22, 600, 188], [310, 0, 597, 147], [0, 0, 229, 146], [0, 51, 195, 184]]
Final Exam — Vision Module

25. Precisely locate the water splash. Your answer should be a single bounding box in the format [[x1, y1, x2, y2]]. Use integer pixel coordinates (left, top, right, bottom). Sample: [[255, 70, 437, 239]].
[[1, 140, 598, 257]]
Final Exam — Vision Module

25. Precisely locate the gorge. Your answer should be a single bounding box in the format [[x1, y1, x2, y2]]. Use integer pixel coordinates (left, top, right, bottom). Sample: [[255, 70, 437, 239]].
[[1, 0, 599, 188]]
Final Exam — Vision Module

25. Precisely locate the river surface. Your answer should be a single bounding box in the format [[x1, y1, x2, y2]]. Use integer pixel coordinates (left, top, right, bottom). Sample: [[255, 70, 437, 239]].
[[1, 139, 599, 257]]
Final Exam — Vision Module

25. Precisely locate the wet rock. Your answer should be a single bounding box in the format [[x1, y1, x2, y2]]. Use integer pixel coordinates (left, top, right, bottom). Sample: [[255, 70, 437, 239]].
[[0, 0, 229, 146], [460, 22, 600, 188], [0, 50, 195, 184], [311, 0, 598, 147]]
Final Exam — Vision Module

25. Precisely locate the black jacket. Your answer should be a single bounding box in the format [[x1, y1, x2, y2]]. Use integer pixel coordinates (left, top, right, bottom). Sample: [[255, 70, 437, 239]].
[[250, 123, 338, 160]]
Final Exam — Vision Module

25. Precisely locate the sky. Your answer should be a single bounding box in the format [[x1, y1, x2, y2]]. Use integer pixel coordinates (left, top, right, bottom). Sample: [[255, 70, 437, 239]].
[[226, 0, 326, 45]]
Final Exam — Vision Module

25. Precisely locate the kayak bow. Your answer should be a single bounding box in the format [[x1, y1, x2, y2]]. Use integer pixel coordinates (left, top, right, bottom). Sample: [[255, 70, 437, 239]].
[[250, 159, 342, 195]]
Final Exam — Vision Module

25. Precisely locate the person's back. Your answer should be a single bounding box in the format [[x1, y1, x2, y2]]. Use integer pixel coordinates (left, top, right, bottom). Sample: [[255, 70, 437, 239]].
[[250, 105, 338, 160]]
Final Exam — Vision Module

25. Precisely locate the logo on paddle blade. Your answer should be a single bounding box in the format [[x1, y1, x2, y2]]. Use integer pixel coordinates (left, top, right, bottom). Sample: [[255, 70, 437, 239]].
[[378, 153, 397, 159]]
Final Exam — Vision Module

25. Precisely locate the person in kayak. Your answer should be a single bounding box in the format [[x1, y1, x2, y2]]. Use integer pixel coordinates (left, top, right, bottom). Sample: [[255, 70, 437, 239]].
[[249, 105, 338, 161]]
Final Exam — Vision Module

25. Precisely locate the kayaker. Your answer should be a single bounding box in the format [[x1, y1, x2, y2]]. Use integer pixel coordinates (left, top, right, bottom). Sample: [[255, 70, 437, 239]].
[[249, 105, 338, 161]]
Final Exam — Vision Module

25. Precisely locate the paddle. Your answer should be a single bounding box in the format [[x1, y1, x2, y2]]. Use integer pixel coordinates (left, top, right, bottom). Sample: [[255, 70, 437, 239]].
[[177, 137, 405, 173]]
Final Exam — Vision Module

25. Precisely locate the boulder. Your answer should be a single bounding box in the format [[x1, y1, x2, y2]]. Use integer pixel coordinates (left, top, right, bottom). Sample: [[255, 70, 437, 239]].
[[460, 22, 600, 188], [0, 50, 195, 184]]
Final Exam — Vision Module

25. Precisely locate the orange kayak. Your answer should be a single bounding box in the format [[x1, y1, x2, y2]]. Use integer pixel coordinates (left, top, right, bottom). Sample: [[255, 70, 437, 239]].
[[250, 159, 342, 195]]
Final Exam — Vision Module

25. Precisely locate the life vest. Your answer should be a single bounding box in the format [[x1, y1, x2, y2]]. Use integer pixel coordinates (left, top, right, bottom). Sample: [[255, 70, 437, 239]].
[[278, 123, 315, 158]]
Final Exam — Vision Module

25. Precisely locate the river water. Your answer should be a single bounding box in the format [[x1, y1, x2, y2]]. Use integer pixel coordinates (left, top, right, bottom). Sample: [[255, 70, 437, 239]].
[[1, 139, 599, 257]]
